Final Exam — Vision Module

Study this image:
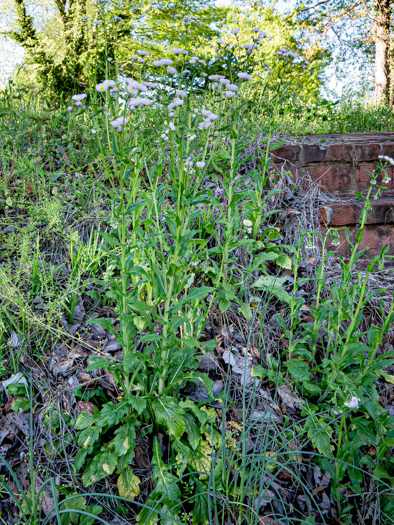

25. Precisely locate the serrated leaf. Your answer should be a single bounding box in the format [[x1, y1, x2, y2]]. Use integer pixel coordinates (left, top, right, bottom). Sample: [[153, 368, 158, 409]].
[[285, 359, 310, 381], [192, 479, 209, 525], [98, 399, 130, 427], [75, 412, 95, 430], [152, 398, 185, 438], [82, 449, 118, 486], [112, 422, 137, 456], [304, 417, 334, 457], [117, 466, 141, 500], [86, 357, 111, 372]]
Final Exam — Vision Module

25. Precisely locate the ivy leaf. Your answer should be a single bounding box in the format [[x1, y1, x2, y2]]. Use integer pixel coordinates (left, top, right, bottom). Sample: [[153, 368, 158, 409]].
[[304, 417, 334, 457], [285, 359, 310, 382], [117, 466, 141, 500], [152, 397, 185, 438]]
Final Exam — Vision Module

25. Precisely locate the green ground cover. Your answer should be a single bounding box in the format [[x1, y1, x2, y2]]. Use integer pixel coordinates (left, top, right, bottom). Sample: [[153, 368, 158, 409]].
[[0, 35, 393, 525]]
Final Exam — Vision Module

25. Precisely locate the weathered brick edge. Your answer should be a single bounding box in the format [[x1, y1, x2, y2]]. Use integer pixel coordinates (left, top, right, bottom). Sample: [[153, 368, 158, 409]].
[[269, 133, 394, 258]]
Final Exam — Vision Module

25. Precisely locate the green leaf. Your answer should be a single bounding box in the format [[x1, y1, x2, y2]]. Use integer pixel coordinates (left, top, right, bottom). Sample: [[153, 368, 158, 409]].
[[252, 275, 291, 304], [117, 466, 141, 500], [275, 253, 292, 270], [80, 505, 102, 525], [127, 395, 147, 415], [82, 449, 118, 486], [112, 422, 137, 456], [60, 496, 86, 525], [184, 412, 201, 450], [238, 302, 253, 320], [75, 412, 95, 430], [285, 359, 310, 382], [86, 357, 111, 372], [98, 399, 130, 427], [192, 479, 209, 525], [169, 286, 214, 313], [152, 398, 185, 438], [304, 417, 334, 457], [251, 366, 268, 379]]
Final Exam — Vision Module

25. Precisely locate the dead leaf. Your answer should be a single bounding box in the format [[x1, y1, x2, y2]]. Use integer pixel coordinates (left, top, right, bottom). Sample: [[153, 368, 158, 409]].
[[34, 475, 55, 516], [75, 401, 95, 415], [277, 385, 304, 409], [9, 331, 22, 348]]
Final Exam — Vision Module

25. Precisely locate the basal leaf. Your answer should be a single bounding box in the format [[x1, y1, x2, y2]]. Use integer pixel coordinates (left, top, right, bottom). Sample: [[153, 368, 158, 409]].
[[117, 466, 141, 500], [152, 398, 185, 438], [285, 359, 310, 382], [75, 412, 95, 430]]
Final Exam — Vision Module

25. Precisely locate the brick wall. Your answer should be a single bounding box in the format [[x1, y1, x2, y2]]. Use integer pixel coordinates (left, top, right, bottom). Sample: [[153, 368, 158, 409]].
[[270, 133, 394, 259]]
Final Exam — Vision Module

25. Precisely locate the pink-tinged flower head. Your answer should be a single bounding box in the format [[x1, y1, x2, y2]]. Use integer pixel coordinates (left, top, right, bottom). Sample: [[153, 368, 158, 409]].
[[167, 66, 177, 75], [172, 48, 188, 55], [344, 396, 359, 409], [75, 101, 82, 106], [169, 122, 175, 131], [237, 72, 253, 81], [224, 91, 235, 98], [111, 87, 119, 93], [72, 93, 87, 101], [67, 106, 72, 111], [231, 27, 240, 35], [196, 161, 205, 168], [104, 79, 116, 88], [137, 50, 149, 56], [110, 116, 129, 131]]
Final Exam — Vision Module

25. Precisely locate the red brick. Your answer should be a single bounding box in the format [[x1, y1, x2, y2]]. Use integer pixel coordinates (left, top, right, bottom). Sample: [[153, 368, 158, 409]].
[[320, 203, 360, 226], [302, 144, 327, 163], [359, 225, 394, 255], [353, 143, 381, 162], [271, 145, 300, 163], [306, 164, 353, 192], [379, 143, 394, 159], [355, 163, 394, 190], [328, 144, 353, 163]]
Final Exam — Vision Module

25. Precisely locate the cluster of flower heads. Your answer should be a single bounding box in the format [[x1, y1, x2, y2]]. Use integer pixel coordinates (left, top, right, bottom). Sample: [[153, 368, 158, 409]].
[[69, 93, 87, 109], [194, 109, 220, 130], [96, 79, 118, 94]]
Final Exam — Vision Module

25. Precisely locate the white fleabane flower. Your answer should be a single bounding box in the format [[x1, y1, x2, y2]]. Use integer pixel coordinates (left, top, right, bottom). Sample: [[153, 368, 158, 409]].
[[176, 89, 187, 97], [201, 109, 212, 116], [207, 113, 219, 121], [67, 106, 72, 111], [139, 58, 144, 63], [110, 116, 128, 131], [161, 58, 173, 66], [104, 79, 116, 87], [231, 27, 240, 35], [132, 55, 138, 60], [208, 74, 221, 80], [219, 78, 230, 85], [137, 50, 149, 56], [199, 59, 207, 66], [243, 219, 253, 228], [161, 133, 168, 141], [167, 66, 177, 75], [259, 31, 269, 39], [379, 155, 394, 166], [96, 82, 108, 92], [152, 60, 163, 66], [169, 111, 174, 117], [237, 72, 253, 81], [227, 84, 239, 91], [168, 97, 184, 110], [224, 91, 235, 98], [196, 161, 206, 168], [72, 93, 87, 101], [169, 121, 175, 131], [344, 396, 359, 409], [75, 101, 82, 107], [172, 48, 188, 55], [216, 39, 224, 45], [198, 120, 212, 130]]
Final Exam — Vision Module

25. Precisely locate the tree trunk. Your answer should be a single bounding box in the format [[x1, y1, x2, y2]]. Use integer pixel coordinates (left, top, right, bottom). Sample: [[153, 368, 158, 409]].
[[374, 0, 391, 104]]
